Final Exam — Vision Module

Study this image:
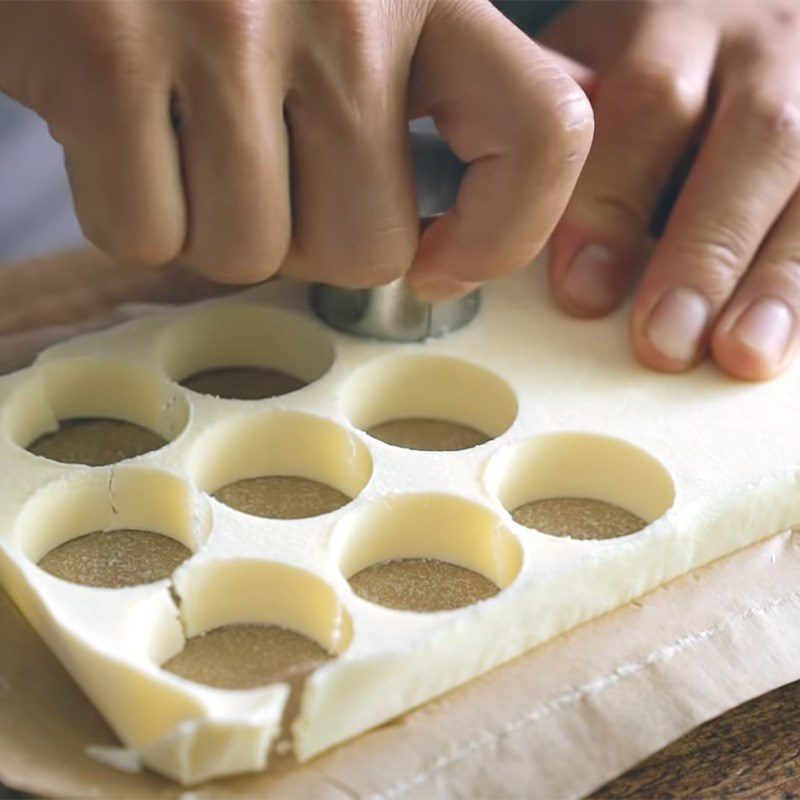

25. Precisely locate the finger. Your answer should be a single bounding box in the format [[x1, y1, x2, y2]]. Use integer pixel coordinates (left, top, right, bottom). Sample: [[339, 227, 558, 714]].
[[631, 55, 800, 372], [407, 46, 595, 120], [174, 10, 290, 284], [407, 0, 594, 301], [62, 82, 185, 266], [535, 45, 596, 95], [711, 189, 800, 380], [548, 13, 717, 318], [279, 9, 418, 287], [14, 1, 185, 266]]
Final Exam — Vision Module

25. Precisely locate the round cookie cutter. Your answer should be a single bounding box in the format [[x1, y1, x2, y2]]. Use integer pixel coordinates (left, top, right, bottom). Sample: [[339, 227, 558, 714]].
[[310, 129, 480, 342]]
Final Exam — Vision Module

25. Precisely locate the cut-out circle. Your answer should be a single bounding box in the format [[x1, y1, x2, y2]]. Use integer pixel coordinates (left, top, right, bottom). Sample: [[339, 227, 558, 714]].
[[333, 493, 522, 612], [4, 358, 188, 465], [349, 558, 499, 613], [189, 411, 372, 519], [163, 623, 331, 691], [17, 467, 207, 588], [162, 560, 352, 689], [214, 476, 352, 520], [39, 530, 190, 588], [486, 432, 674, 539], [159, 305, 333, 400], [343, 353, 517, 451], [180, 367, 305, 401], [28, 419, 167, 467], [367, 418, 489, 452], [512, 498, 646, 540]]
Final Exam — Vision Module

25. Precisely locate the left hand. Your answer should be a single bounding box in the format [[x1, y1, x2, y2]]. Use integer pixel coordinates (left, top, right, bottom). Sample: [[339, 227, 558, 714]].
[[541, 0, 800, 380]]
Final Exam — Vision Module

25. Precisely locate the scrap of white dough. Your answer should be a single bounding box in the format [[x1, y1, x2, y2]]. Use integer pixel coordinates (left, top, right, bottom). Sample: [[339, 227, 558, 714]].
[[85, 745, 142, 774]]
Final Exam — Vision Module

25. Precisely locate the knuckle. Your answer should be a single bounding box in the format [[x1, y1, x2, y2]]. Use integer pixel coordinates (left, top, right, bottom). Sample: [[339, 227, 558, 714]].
[[618, 63, 702, 123], [675, 227, 750, 293], [74, 5, 148, 93], [83, 36, 140, 94], [182, 1, 265, 92], [212, 0, 258, 35], [194, 0, 262, 47], [583, 190, 651, 233], [323, 0, 374, 42], [297, 1, 380, 68], [742, 91, 800, 152]]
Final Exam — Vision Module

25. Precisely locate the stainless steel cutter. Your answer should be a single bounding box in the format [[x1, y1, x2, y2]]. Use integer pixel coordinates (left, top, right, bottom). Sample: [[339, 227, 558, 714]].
[[310, 128, 479, 341]]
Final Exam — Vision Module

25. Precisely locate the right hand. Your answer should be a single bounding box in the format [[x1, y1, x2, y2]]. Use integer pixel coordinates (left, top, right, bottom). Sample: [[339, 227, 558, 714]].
[[0, 0, 593, 292]]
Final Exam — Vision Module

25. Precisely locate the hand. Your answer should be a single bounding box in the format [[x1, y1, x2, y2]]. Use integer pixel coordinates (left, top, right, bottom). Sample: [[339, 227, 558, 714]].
[[0, 0, 593, 293], [541, 0, 800, 380]]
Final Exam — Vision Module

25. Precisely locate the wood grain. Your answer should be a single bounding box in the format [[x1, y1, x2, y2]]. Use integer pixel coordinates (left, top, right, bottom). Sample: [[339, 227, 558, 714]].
[[595, 680, 800, 798]]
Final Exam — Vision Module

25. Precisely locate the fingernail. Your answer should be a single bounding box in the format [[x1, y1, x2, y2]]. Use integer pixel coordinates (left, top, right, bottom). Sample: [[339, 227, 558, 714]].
[[645, 286, 710, 363], [561, 244, 620, 312], [412, 276, 476, 303], [731, 298, 793, 365]]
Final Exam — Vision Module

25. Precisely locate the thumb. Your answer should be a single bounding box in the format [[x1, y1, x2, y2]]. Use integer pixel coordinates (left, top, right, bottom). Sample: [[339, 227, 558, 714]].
[[537, 44, 597, 98]]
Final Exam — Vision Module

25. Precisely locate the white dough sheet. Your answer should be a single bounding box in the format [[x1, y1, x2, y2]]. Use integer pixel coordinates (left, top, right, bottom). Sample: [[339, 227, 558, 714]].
[[0, 264, 796, 785]]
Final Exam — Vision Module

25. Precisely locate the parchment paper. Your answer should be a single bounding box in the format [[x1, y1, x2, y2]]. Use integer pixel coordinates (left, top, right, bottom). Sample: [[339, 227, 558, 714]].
[[3, 249, 800, 799]]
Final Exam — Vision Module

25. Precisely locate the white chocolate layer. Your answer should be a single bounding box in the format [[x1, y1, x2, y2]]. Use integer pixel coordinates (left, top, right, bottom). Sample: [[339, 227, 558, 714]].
[[0, 264, 797, 783]]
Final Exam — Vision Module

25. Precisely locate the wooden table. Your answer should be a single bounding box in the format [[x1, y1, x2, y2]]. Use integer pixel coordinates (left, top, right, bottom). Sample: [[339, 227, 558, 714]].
[[596, 680, 800, 797]]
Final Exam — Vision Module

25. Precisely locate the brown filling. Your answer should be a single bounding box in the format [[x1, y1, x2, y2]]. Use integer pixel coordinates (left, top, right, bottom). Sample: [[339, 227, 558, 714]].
[[214, 476, 351, 519], [367, 418, 490, 451], [38, 529, 190, 588], [180, 367, 306, 400], [28, 418, 167, 466], [513, 497, 646, 539], [350, 558, 499, 612], [162, 623, 331, 691]]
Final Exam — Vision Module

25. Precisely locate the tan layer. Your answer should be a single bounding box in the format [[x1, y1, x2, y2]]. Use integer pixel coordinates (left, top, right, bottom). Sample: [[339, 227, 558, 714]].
[[513, 497, 646, 540], [38, 530, 191, 589], [215, 476, 351, 520], [29, 419, 167, 466], [367, 418, 490, 451], [181, 367, 306, 401]]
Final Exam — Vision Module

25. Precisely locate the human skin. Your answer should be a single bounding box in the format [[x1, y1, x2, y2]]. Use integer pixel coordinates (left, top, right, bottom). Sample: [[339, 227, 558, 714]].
[[540, 0, 800, 380], [0, 0, 592, 302]]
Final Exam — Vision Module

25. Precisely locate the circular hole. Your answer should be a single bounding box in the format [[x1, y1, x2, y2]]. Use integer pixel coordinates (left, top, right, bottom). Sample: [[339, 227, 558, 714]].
[[4, 358, 188, 465], [16, 467, 208, 588], [181, 367, 305, 401], [343, 354, 517, 451], [215, 476, 352, 520], [512, 498, 647, 540], [163, 560, 351, 690], [163, 624, 332, 691], [160, 305, 334, 400], [349, 559, 499, 613], [189, 411, 372, 519], [28, 419, 167, 466], [38, 530, 190, 589], [333, 494, 522, 613], [366, 419, 489, 452], [486, 433, 675, 540]]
